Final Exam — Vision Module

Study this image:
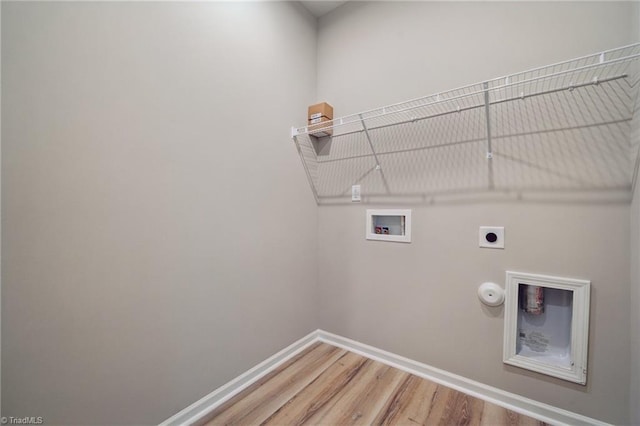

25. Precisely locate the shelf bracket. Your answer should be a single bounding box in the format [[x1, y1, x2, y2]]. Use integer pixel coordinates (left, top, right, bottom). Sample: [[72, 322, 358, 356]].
[[291, 126, 303, 138], [633, 136, 640, 197], [483, 82, 495, 190], [359, 114, 382, 169], [483, 82, 493, 159], [293, 135, 319, 204], [359, 114, 391, 194]]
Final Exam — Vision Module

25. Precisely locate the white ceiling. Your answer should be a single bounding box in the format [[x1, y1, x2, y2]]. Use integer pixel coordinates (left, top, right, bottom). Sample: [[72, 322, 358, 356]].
[[300, 1, 347, 18]]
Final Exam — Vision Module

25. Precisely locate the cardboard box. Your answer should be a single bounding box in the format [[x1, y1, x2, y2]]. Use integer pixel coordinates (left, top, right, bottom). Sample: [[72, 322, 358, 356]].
[[308, 102, 333, 121], [308, 116, 333, 137], [308, 117, 329, 124]]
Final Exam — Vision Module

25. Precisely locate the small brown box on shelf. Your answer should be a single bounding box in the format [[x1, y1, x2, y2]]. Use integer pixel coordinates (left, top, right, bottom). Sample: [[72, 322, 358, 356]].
[[308, 102, 333, 137], [308, 102, 333, 121], [308, 116, 333, 137]]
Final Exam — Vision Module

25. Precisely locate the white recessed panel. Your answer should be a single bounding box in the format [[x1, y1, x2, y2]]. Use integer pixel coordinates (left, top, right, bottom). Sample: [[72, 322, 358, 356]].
[[503, 271, 590, 384], [366, 209, 411, 243]]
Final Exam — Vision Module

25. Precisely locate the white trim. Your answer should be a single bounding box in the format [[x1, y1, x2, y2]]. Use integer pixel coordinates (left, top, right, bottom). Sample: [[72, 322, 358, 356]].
[[161, 329, 609, 426], [317, 330, 609, 426], [159, 330, 320, 426]]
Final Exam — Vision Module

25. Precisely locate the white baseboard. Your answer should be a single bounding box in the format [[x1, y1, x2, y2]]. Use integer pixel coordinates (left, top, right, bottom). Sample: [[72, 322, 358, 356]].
[[159, 329, 320, 426], [160, 329, 609, 426], [317, 330, 609, 426]]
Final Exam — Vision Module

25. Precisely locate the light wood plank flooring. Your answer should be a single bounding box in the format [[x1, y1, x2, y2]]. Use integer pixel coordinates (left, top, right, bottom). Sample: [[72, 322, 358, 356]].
[[199, 342, 546, 426]]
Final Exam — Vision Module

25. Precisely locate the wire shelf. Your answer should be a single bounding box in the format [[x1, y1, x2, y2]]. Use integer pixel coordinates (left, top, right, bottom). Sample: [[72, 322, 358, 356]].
[[292, 44, 640, 204]]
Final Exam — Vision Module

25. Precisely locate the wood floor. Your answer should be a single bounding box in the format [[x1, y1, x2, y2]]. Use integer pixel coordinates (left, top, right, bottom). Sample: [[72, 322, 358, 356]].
[[199, 342, 546, 426]]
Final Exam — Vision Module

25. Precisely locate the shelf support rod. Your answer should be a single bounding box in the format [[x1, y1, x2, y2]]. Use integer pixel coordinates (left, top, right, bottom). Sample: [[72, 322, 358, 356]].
[[632, 144, 640, 197], [359, 114, 391, 194], [359, 114, 382, 169], [293, 135, 320, 204], [483, 82, 495, 190], [483, 82, 493, 159]]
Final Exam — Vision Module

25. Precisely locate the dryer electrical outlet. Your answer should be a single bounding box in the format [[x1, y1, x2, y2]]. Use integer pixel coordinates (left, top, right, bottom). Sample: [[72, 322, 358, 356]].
[[479, 226, 504, 249]]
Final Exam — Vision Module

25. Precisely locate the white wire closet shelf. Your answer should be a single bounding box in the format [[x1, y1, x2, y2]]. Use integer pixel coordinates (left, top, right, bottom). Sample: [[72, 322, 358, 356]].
[[291, 44, 640, 204]]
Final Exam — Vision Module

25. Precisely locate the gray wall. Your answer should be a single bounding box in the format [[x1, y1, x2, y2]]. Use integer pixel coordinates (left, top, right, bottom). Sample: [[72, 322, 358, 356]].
[[0, 2, 3, 418], [1, 2, 318, 424], [631, 104, 640, 426], [316, 2, 635, 424], [630, 3, 640, 424], [3, 1, 639, 425]]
